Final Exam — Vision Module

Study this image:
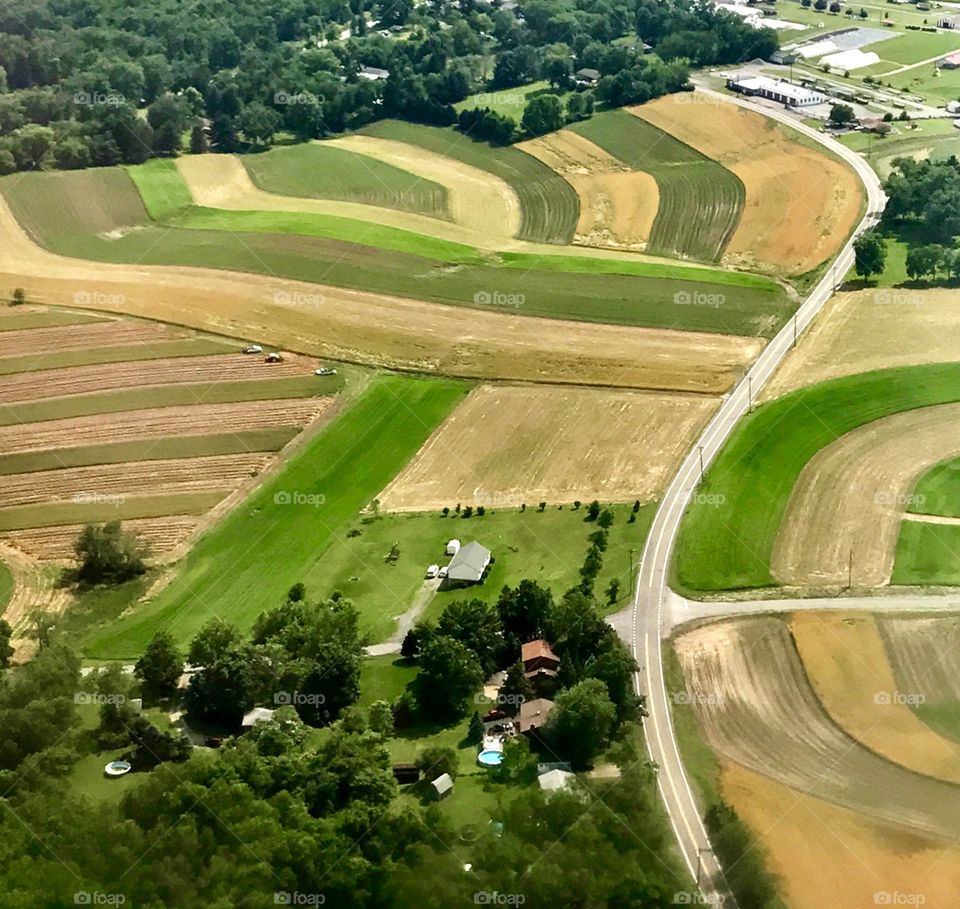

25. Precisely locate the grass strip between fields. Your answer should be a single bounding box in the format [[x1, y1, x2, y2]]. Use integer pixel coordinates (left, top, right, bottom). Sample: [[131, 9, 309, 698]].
[[0, 429, 299, 476], [675, 363, 960, 591], [0, 310, 107, 331], [0, 560, 12, 612], [81, 373, 469, 658]]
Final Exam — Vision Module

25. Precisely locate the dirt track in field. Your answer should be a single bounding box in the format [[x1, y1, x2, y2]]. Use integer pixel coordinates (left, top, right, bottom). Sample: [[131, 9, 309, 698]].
[[0, 196, 760, 393], [4, 515, 200, 560], [674, 616, 960, 839], [0, 398, 331, 455], [633, 95, 863, 274], [178, 154, 522, 249], [378, 384, 716, 510], [791, 611, 960, 783], [765, 289, 960, 399], [771, 403, 960, 587], [324, 135, 522, 239], [0, 319, 179, 356], [0, 352, 314, 403], [722, 761, 960, 909], [518, 131, 659, 250], [0, 455, 271, 507]]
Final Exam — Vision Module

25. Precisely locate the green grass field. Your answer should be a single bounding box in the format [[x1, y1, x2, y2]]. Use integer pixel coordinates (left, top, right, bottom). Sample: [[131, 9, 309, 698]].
[[907, 456, 960, 518], [2, 167, 791, 337], [892, 523, 960, 585], [357, 119, 580, 244], [0, 373, 340, 428], [298, 502, 654, 642], [570, 110, 745, 262], [675, 363, 960, 591], [243, 143, 451, 217], [454, 80, 574, 124], [0, 560, 12, 612], [0, 309, 106, 331], [868, 31, 960, 67], [80, 374, 469, 659], [0, 429, 298, 476]]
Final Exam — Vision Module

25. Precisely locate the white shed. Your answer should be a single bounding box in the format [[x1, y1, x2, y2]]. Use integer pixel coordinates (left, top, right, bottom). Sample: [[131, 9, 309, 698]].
[[446, 539, 461, 556], [430, 772, 454, 799]]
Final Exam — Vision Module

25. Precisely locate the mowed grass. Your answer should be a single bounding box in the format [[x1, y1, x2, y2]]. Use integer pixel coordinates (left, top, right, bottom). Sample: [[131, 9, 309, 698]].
[[569, 110, 745, 263], [80, 374, 470, 659], [303, 503, 654, 642], [0, 374, 340, 427], [357, 119, 580, 244], [243, 143, 451, 218], [0, 428, 298, 476], [0, 560, 12, 611], [893, 523, 960, 585], [0, 309, 107, 331], [907, 456, 960, 518], [867, 31, 960, 67], [2, 168, 791, 337], [675, 363, 960, 592]]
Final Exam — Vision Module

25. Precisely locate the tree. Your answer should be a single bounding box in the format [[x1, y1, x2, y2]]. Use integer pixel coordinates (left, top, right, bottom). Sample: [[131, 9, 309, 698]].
[[597, 508, 614, 529], [586, 500, 601, 521], [906, 243, 944, 281], [606, 578, 620, 605], [238, 102, 281, 147], [467, 710, 484, 745], [287, 582, 307, 602], [544, 678, 617, 769], [498, 661, 534, 714], [496, 580, 554, 643], [188, 618, 243, 667], [10, 287, 25, 306], [859, 7, 869, 17], [542, 55, 573, 91], [829, 1, 841, 12], [415, 636, 484, 720], [369, 699, 395, 737], [814, 0, 828, 9], [415, 745, 458, 780], [189, 122, 209, 154], [74, 521, 147, 584], [147, 93, 190, 155], [853, 231, 886, 280], [828, 102, 856, 126], [436, 598, 503, 676], [134, 631, 183, 702], [0, 618, 12, 669], [521, 93, 565, 137]]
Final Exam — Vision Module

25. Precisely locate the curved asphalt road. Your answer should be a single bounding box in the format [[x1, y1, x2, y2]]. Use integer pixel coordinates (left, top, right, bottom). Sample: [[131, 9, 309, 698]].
[[626, 88, 887, 900]]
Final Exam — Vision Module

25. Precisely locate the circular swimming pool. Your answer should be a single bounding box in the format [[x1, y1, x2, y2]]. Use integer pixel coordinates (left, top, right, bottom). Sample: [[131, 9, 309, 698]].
[[477, 749, 504, 767]]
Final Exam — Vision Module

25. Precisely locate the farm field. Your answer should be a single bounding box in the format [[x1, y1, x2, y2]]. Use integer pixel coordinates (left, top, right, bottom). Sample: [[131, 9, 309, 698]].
[[770, 403, 960, 587], [297, 503, 653, 645], [763, 287, 960, 398], [356, 119, 579, 244], [0, 193, 768, 395], [892, 521, 960, 584], [908, 455, 960, 518], [791, 611, 960, 782], [1, 165, 792, 339], [518, 130, 660, 250], [632, 94, 864, 274], [80, 375, 469, 659], [568, 109, 744, 262], [378, 383, 717, 511], [241, 141, 450, 216], [673, 616, 960, 838], [868, 31, 960, 67], [675, 363, 960, 591], [841, 119, 960, 178], [0, 310, 341, 579]]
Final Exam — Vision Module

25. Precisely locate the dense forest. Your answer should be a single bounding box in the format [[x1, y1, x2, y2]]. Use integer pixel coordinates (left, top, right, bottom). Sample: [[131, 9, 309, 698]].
[[0, 0, 776, 172]]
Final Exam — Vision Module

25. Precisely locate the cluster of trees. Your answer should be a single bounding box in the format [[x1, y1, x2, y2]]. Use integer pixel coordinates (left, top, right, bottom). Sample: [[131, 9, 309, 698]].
[[0, 0, 774, 172], [73, 520, 147, 584]]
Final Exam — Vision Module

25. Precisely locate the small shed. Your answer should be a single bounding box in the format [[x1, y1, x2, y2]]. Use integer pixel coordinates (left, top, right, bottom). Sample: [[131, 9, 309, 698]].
[[392, 763, 420, 784], [430, 772, 454, 800], [241, 707, 275, 729], [446, 539, 461, 556], [538, 768, 576, 792], [575, 67, 601, 86], [360, 65, 390, 80]]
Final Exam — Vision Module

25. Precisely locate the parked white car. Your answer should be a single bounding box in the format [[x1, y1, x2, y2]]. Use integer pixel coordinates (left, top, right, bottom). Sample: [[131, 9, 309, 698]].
[[242, 344, 263, 354], [314, 367, 338, 376], [425, 564, 440, 579]]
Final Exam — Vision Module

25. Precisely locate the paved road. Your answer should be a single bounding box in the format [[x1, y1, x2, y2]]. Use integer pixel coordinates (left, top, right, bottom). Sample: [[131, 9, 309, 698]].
[[620, 88, 887, 901]]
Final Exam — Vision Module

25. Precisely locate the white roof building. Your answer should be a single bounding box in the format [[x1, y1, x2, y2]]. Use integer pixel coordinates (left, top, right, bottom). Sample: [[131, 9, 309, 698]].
[[726, 74, 827, 107], [430, 772, 454, 799], [795, 39, 839, 59], [819, 48, 880, 71], [241, 707, 275, 728], [538, 768, 577, 792], [446, 541, 491, 584], [446, 539, 461, 556]]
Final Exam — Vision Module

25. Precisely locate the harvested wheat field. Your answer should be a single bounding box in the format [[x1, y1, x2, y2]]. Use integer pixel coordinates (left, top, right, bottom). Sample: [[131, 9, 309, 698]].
[[0, 455, 271, 508], [674, 616, 960, 838], [0, 398, 330, 455], [4, 515, 200, 560], [519, 131, 659, 249], [324, 135, 522, 239], [791, 611, 960, 783], [880, 615, 960, 705], [0, 352, 314, 403], [0, 197, 760, 393], [722, 762, 960, 909], [632, 95, 862, 274], [378, 384, 716, 510], [178, 152, 516, 250], [771, 403, 960, 587], [765, 288, 960, 399], [0, 319, 179, 357]]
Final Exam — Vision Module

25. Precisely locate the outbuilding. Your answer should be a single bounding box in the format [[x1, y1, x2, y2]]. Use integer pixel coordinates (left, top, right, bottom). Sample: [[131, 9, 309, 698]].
[[241, 707, 275, 729], [446, 541, 491, 584], [430, 772, 454, 799]]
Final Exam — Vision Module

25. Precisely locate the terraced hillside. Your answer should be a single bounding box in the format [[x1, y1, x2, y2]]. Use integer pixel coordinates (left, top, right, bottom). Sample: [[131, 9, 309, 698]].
[[0, 307, 341, 566], [569, 110, 745, 262]]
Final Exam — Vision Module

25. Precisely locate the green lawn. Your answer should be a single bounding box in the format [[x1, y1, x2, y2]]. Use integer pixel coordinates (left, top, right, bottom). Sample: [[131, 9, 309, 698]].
[[302, 502, 655, 643], [357, 119, 580, 244], [570, 110, 745, 263], [0, 373, 341, 428], [907, 456, 960, 518], [0, 429, 299, 477], [892, 523, 960, 585], [675, 363, 960, 591], [868, 31, 960, 67], [454, 80, 573, 124], [0, 560, 12, 612], [243, 143, 451, 217], [0, 309, 107, 331], [358, 654, 418, 710], [2, 167, 791, 338], [80, 374, 469, 659]]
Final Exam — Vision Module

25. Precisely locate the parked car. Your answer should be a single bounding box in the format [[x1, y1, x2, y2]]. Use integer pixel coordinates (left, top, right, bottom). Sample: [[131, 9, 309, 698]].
[[314, 367, 338, 376], [242, 344, 263, 354], [438, 566, 449, 579], [425, 564, 440, 579], [265, 352, 284, 363]]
